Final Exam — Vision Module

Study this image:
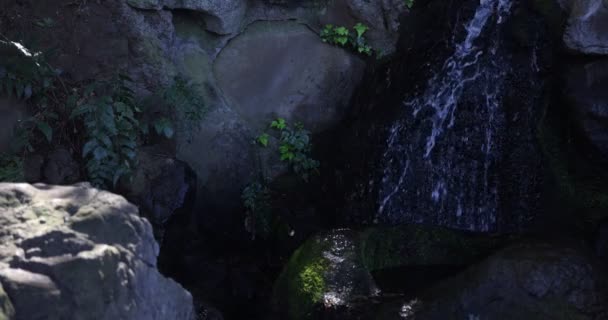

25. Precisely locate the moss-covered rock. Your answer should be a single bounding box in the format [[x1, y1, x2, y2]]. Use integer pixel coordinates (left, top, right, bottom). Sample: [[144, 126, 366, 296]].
[[377, 241, 608, 320], [273, 229, 378, 320], [274, 226, 507, 319], [360, 225, 505, 272]]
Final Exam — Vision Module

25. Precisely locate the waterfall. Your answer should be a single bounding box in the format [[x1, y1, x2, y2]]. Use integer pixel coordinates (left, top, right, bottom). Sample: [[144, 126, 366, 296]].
[[378, 0, 514, 232]]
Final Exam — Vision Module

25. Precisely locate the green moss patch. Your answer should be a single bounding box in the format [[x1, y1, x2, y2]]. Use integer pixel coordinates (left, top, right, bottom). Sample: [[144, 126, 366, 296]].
[[273, 235, 329, 320]]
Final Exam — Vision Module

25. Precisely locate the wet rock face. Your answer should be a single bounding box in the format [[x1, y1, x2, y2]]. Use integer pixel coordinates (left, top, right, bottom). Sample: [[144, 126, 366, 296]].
[[564, 59, 608, 159], [379, 242, 608, 320], [0, 183, 195, 320], [563, 0, 608, 55], [273, 226, 504, 320], [333, 0, 549, 232]]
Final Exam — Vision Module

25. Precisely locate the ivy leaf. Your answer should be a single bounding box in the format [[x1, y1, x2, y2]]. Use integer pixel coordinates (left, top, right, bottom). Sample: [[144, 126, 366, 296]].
[[335, 26, 349, 36], [271, 118, 287, 130], [337, 36, 349, 46], [257, 133, 269, 147], [353, 23, 368, 38], [36, 121, 53, 142]]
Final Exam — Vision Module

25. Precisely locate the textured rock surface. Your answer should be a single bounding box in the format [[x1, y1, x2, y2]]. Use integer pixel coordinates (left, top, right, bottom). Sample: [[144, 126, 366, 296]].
[[127, 0, 247, 35], [563, 0, 608, 54], [378, 242, 608, 320], [214, 20, 365, 133], [0, 183, 195, 320], [565, 59, 608, 159], [42, 148, 80, 185], [126, 146, 195, 228], [245, 0, 408, 56]]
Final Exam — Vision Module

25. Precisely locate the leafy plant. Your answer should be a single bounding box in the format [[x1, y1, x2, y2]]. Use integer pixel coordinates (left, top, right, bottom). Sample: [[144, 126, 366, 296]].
[[404, 0, 415, 9], [242, 181, 273, 240], [0, 38, 62, 153], [261, 118, 320, 181], [257, 133, 270, 147], [69, 75, 140, 188], [320, 23, 373, 56], [0, 38, 208, 188]]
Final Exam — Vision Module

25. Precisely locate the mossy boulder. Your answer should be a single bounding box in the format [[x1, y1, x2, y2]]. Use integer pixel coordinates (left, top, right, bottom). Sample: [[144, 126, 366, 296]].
[[274, 226, 506, 319], [377, 242, 608, 320], [273, 229, 378, 320], [360, 225, 505, 272]]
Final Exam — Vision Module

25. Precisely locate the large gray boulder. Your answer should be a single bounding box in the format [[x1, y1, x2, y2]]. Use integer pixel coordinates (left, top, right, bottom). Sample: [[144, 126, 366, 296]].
[[563, 0, 608, 55], [0, 183, 195, 320], [378, 242, 608, 320], [214, 20, 365, 133]]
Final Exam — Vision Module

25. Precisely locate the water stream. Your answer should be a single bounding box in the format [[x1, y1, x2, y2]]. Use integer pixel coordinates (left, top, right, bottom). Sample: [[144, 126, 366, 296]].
[[378, 0, 514, 232]]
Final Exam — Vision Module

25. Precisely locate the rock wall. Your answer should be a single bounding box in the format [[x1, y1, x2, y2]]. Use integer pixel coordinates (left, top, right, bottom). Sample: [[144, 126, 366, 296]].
[[0, 0, 408, 236]]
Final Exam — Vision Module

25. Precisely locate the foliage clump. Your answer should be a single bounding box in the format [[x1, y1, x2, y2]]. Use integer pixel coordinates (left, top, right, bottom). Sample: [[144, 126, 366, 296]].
[[0, 38, 207, 189], [260, 118, 320, 181], [320, 23, 373, 56]]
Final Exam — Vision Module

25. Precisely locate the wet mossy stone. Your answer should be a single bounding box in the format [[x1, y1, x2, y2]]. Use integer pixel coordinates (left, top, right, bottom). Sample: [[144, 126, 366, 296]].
[[359, 225, 505, 272], [273, 229, 378, 320], [274, 226, 506, 319]]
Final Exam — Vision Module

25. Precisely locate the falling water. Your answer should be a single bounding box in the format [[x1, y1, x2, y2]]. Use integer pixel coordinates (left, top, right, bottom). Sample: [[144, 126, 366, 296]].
[[378, 0, 514, 232]]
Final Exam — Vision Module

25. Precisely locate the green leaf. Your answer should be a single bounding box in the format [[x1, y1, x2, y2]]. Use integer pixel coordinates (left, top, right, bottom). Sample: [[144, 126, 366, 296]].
[[271, 118, 287, 130], [93, 146, 108, 160], [257, 133, 269, 147], [36, 121, 53, 142], [335, 26, 349, 36], [353, 23, 368, 38]]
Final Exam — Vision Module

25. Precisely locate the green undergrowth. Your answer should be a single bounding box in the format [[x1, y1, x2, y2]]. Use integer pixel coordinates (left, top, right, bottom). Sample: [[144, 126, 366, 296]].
[[0, 37, 206, 189]]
